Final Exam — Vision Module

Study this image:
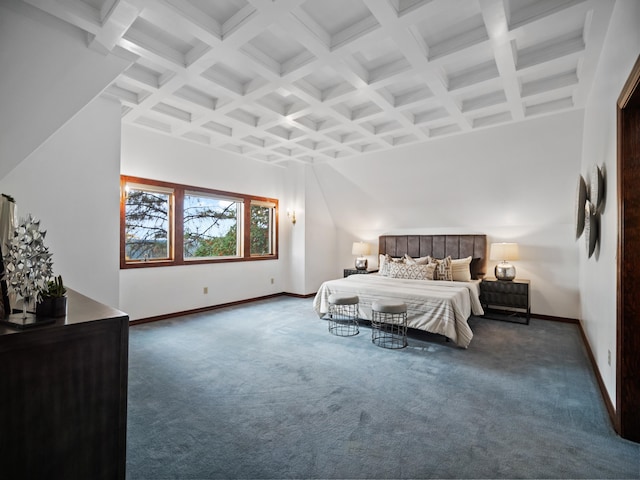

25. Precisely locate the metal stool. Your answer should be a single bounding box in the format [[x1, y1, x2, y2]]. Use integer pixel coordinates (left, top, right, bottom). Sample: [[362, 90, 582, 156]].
[[371, 300, 407, 349], [327, 294, 359, 336]]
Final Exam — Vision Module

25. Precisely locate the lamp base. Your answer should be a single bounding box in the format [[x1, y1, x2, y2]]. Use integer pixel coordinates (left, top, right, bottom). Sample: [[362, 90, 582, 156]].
[[495, 262, 516, 281], [355, 258, 368, 270]]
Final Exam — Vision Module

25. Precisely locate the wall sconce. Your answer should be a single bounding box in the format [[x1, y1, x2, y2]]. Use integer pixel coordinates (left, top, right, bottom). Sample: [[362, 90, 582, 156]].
[[489, 242, 519, 281], [287, 210, 296, 225]]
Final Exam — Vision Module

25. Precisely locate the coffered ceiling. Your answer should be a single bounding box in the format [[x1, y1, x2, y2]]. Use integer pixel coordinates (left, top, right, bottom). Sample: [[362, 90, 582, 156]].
[[23, 0, 614, 166]]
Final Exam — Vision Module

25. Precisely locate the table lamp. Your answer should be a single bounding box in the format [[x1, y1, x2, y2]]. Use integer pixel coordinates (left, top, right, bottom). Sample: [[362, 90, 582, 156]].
[[490, 242, 519, 281], [351, 241, 371, 270]]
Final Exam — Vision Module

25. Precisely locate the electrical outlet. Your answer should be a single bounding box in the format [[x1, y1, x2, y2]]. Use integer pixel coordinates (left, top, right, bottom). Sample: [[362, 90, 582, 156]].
[[270, 278, 274, 284], [608, 350, 611, 366], [203, 287, 208, 294]]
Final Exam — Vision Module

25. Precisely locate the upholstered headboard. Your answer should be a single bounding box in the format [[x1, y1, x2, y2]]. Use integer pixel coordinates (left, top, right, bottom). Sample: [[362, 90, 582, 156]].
[[378, 234, 487, 280]]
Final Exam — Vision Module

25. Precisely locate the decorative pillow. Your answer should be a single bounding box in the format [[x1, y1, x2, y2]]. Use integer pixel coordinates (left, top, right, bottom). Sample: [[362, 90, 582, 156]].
[[378, 254, 386, 274], [387, 262, 436, 280], [404, 254, 429, 265], [451, 256, 472, 282], [427, 255, 453, 281], [379, 254, 404, 276]]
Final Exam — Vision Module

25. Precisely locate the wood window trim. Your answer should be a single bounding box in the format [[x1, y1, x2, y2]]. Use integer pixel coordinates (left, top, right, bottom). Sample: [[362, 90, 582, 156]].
[[120, 175, 279, 269]]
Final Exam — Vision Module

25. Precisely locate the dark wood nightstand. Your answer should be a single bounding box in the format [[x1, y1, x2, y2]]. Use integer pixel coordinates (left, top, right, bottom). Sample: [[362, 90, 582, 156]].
[[344, 268, 378, 277], [480, 278, 530, 324]]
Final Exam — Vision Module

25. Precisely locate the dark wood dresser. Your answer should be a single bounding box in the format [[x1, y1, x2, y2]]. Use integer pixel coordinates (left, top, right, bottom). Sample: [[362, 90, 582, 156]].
[[0, 289, 129, 479]]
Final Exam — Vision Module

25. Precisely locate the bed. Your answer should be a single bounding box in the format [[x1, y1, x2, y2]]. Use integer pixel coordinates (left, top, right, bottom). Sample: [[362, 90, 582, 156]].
[[313, 234, 487, 348]]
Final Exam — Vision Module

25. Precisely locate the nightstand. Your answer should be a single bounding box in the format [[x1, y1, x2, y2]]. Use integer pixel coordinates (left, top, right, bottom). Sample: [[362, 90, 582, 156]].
[[480, 278, 530, 324], [344, 268, 378, 277]]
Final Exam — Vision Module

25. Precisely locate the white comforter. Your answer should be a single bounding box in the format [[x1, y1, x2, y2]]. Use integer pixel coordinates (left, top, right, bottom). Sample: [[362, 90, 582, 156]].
[[313, 274, 484, 348]]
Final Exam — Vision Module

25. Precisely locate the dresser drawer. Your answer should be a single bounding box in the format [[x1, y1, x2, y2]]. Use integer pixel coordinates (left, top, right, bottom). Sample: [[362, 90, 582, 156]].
[[480, 278, 530, 324]]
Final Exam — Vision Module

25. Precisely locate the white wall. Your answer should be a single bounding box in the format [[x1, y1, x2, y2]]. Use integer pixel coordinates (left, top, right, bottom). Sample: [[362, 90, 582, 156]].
[[579, 0, 640, 406], [312, 110, 585, 319], [0, 95, 122, 308], [281, 163, 338, 296], [120, 125, 289, 320], [304, 165, 337, 294], [283, 164, 305, 295], [0, 0, 130, 179]]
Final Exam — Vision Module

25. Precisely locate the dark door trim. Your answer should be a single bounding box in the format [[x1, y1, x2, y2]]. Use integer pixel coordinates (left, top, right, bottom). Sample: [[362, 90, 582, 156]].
[[616, 54, 640, 442]]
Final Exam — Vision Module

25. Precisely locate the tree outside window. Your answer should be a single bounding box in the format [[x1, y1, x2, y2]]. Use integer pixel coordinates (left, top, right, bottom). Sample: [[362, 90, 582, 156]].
[[124, 186, 172, 261], [121, 176, 278, 268], [184, 194, 240, 259], [250, 201, 275, 256]]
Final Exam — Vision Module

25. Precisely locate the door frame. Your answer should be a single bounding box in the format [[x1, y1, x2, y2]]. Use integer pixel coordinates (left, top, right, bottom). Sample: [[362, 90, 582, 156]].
[[616, 54, 640, 442]]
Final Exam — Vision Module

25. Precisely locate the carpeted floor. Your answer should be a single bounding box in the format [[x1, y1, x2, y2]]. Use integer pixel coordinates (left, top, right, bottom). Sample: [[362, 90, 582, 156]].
[[126, 296, 640, 479]]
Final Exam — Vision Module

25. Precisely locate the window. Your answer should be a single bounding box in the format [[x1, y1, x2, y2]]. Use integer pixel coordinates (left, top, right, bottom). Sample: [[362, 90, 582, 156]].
[[184, 192, 241, 259], [250, 200, 276, 256], [121, 176, 278, 268], [124, 183, 173, 262]]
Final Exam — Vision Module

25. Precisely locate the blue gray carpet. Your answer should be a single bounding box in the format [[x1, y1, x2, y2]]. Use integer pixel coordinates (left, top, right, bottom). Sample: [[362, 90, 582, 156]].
[[126, 296, 639, 479]]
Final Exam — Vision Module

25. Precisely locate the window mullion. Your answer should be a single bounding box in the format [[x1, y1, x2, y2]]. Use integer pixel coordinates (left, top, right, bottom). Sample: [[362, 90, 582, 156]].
[[174, 187, 184, 264], [243, 198, 251, 258]]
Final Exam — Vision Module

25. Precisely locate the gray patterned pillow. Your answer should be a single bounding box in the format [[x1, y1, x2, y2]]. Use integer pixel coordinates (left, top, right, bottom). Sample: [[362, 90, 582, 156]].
[[427, 256, 453, 281], [387, 262, 436, 280]]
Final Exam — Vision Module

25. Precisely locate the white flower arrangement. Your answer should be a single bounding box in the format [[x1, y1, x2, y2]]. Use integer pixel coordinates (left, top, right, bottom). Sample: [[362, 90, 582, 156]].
[[2, 215, 53, 318]]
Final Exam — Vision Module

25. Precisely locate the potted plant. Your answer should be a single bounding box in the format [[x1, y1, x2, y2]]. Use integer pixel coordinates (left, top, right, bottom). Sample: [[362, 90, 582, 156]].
[[36, 274, 67, 318]]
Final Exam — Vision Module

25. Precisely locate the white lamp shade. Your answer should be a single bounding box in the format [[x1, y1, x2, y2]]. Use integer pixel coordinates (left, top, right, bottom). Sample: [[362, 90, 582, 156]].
[[351, 242, 371, 256], [489, 243, 519, 261]]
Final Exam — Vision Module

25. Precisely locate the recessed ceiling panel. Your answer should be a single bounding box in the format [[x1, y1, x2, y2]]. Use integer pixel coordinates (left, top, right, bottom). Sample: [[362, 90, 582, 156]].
[[413, 4, 488, 59], [184, 0, 249, 25], [300, 0, 372, 37], [244, 25, 311, 67], [127, 16, 198, 56]]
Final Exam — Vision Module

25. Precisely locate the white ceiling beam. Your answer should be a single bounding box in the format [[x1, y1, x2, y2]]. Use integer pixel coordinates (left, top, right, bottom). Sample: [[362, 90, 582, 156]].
[[89, 0, 142, 53], [479, 0, 524, 121], [20, 0, 613, 164]]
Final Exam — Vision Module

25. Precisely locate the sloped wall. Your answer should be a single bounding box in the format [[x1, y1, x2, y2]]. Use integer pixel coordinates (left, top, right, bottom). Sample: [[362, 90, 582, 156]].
[[0, 0, 130, 179], [0, 95, 122, 308]]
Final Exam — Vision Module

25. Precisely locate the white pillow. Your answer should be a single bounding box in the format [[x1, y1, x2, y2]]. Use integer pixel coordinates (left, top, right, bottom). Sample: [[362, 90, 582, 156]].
[[378, 254, 386, 272], [379, 254, 404, 276], [387, 262, 436, 280], [451, 256, 472, 282], [404, 254, 429, 265]]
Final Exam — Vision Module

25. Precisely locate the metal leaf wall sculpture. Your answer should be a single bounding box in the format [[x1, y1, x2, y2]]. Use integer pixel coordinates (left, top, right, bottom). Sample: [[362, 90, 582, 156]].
[[576, 165, 604, 258]]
